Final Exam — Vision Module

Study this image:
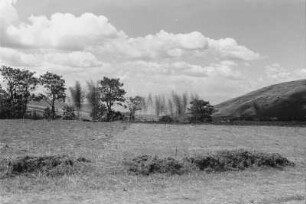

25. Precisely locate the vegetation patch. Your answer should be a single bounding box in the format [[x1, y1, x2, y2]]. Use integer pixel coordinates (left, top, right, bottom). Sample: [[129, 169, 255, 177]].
[[187, 149, 294, 172], [126, 155, 191, 176], [0, 155, 91, 178], [126, 150, 294, 175]]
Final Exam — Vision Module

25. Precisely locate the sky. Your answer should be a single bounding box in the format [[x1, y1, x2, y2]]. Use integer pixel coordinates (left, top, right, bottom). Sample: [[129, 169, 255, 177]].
[[0, 0, 305, 104]]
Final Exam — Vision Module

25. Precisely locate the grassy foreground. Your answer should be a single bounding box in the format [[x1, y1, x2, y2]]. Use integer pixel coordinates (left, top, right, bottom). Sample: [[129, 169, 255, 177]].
[[0, 120, 305, 204]]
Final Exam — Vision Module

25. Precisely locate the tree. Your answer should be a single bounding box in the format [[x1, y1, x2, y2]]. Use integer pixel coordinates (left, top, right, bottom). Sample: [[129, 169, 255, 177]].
[[86, 81, 107, 121], [0, 84, 9, 118], [69, 81, 84, 119], [0, 66, 38, 118], [39, 72, 66, 119], [188, 99, 214, 123], [98, 77, 126, 121], [171, 92, 189, 118], [168, 99, 174, 116], [126, 96, 145, 120], [154, 95, 166, 117]]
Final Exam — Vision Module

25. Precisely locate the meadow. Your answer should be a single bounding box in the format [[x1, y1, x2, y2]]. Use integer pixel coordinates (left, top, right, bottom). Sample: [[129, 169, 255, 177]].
[[0, 120, 305, 204]]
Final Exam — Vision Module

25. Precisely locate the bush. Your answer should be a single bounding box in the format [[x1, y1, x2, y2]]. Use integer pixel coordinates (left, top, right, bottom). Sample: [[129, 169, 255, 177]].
[[25, 110, 44, 120], [43, 107, 52, 120], [90, 104, 107, 121], [63, 105, 76, 120], [159, 115, 174, 123], [106, 110, 125, 121]]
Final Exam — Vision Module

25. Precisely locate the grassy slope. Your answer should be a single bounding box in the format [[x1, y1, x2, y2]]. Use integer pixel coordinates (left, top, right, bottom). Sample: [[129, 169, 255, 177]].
[[213, 80, 306, 121], [0, 120, 305, 203]]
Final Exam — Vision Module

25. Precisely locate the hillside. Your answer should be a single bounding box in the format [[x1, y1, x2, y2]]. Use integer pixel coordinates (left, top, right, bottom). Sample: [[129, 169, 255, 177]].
[[213, 80, 306, 121]]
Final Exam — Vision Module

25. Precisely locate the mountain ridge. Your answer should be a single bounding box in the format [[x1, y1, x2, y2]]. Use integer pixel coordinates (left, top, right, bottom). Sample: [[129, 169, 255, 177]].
[[213, 80, 306, 121]]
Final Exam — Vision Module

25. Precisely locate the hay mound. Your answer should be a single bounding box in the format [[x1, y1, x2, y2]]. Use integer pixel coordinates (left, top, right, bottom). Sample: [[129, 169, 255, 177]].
[[126, 150, 294, 175], [187, 149, 294, 172], [127, 155, 188, 175], [0, 155, 91, 178]]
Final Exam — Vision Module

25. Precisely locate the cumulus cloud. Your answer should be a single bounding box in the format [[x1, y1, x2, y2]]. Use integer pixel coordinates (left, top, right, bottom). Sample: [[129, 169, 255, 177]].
[[5, 13, 125, 50], [0, 47, 103, 68], [0, 0, 263, 103], [208, 38, 260, 61], [0, 1, 260, 61], [264, 63, 306, 82], [0, 0, 18, 25]]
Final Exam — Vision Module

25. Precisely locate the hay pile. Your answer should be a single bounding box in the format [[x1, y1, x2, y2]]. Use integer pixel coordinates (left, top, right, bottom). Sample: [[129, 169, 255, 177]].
[[126, 149, 294, 176], [187, 149, 294, 172], [0, 155, 90, 178], [127, 155, 190, 175]]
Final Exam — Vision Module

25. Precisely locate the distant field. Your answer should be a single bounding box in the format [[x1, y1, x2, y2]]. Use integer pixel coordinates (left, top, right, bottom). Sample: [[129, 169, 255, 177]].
[[0, 120, 305, 204]]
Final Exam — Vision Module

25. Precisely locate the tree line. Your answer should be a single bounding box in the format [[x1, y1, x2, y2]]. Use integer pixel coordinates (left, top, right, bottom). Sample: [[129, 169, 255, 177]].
[[0, 65, 214, 122]]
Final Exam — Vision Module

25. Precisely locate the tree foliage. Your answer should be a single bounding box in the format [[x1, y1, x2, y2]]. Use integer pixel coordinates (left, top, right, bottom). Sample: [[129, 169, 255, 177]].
[[62, 105, 76, 120], [98, 77, 126, 121], [154, 95, 166, 117], [126, 96, 145, 120], [171, 92, 188, 117], [188, 99, 214, 123], [0, 66, 38, 118], [69, 81, 84, 118], [39, 72, 66, 119], [86, 81, 105, 121]]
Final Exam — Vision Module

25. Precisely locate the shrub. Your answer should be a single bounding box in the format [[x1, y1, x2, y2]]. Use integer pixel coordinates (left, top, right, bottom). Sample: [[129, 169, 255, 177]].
[[63, 105, 76, 120], [43, 107, 52, 120], [106, 111, 125, 121], [25, 110, 44, 120], [159, 115, 174, 123]]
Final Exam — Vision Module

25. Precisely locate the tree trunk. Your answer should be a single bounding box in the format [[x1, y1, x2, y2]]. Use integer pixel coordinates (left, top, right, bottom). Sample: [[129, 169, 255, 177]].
[[51, 98, 55, 120]]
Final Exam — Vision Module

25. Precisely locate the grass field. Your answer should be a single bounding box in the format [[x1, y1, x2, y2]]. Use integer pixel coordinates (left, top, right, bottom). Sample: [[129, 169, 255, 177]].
[[0, 120, 305, 204]]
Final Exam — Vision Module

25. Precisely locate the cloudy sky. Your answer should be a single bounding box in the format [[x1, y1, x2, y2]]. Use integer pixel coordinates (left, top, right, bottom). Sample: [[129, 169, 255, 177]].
[[0, 0, 305, 104]]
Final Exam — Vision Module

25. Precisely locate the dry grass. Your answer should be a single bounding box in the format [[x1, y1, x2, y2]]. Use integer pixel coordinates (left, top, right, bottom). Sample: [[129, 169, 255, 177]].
[[0, 120, 305, 203]]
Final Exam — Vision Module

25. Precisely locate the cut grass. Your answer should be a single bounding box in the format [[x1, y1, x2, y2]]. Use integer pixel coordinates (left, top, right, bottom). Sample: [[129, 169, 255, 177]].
[[0, 155, 91, 178], [126, 149, 295, 175], [126, 155, 190, 175], [0, 120, 304, 204]]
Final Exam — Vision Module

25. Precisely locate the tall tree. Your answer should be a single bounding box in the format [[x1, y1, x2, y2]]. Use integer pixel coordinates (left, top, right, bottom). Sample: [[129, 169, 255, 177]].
[[168, 98, 174, 116], [39, 72, 66, 119], [98, 77, 126, 121], [154, 95, 166, 117], [69, 81, 84, 118], [171, 92, 189, 117], [86, 81, 105, 121], [0, 66, 38, 118]]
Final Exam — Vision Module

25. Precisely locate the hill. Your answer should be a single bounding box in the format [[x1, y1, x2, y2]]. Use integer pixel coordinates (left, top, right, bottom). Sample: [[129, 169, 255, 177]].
[[213, 80, 306, 121]]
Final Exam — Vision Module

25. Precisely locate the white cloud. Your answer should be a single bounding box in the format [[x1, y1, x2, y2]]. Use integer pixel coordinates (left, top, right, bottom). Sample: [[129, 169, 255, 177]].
[[208, 38, 260, 61], [0, 47, 102, 68], [1, 4, 260, 61], [0, 0, 18, 25], [264, 63, 306, 82], [0, 1, 263, 103], [5, 13, 125, 50]]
